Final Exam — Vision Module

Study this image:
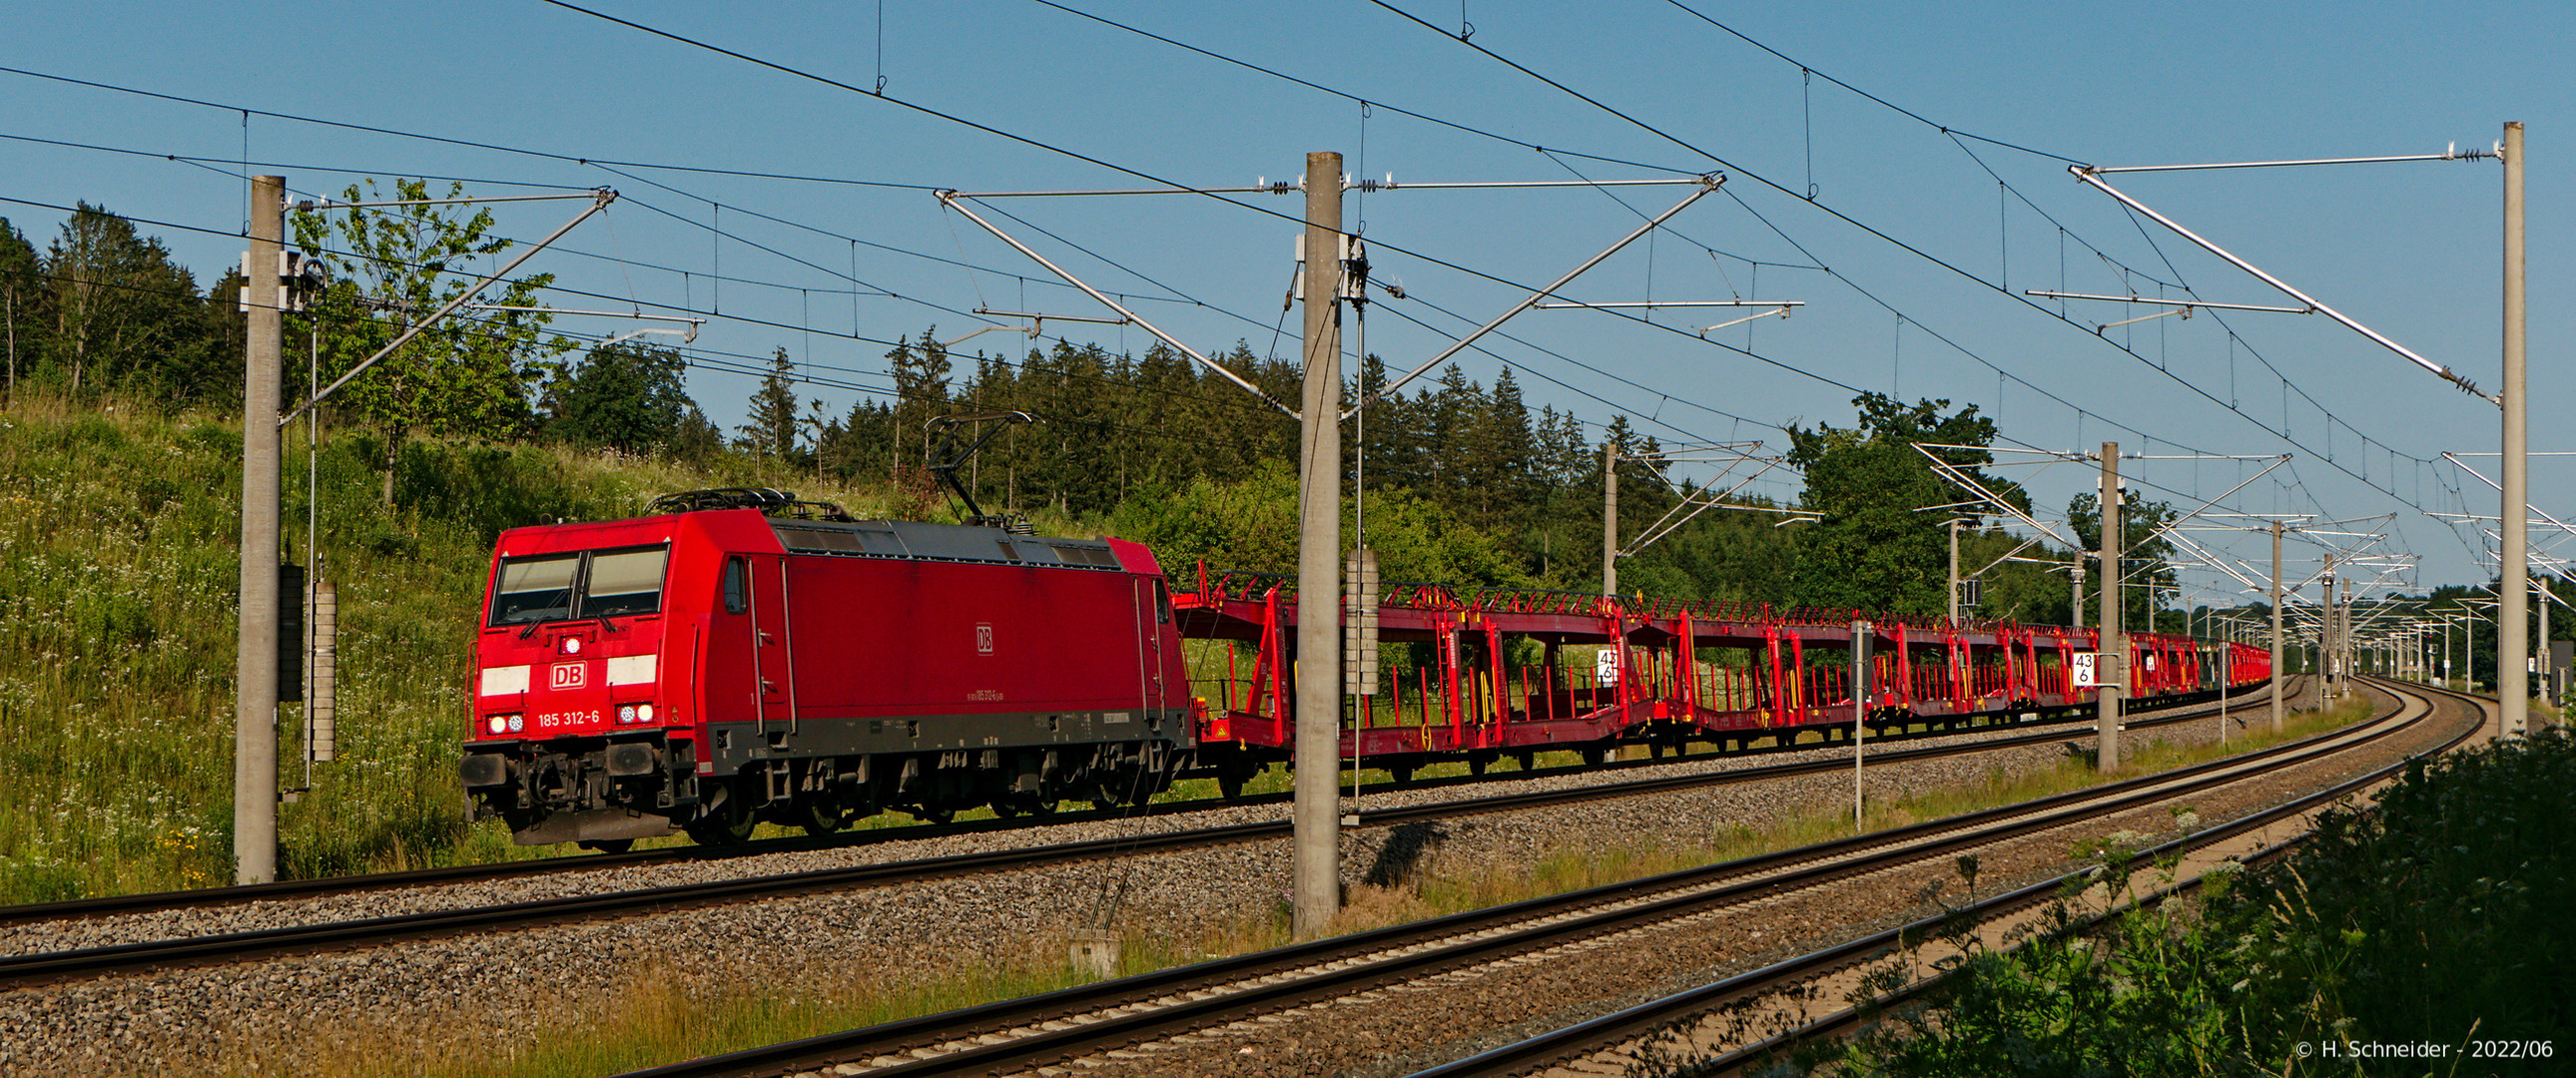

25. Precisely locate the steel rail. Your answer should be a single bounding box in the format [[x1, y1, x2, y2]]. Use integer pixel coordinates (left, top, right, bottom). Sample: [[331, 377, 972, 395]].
[[0, 682, 2297, 987], [596, 680, 2398, 1078], [1418, 677, 2483, 1078], [0, 682, 2285, 930]]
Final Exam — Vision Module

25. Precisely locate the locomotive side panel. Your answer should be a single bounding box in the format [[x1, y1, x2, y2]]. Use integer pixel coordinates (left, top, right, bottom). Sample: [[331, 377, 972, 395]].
[[751, 557, 1188, 743], [680, 520, 1194, 793]]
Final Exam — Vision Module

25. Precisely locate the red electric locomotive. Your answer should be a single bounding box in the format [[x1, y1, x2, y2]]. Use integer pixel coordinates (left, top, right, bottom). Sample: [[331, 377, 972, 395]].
[[458, 489, 1197, 848]]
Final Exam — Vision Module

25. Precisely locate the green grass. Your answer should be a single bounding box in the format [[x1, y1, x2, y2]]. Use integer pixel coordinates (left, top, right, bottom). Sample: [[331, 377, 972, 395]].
[[205, 951, 1111, 1078], [0, 394, 1098, 901]]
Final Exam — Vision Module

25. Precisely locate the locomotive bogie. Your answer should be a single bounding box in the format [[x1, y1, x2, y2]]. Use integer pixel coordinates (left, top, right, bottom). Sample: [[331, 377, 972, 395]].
[[462, 733, 697, 845]]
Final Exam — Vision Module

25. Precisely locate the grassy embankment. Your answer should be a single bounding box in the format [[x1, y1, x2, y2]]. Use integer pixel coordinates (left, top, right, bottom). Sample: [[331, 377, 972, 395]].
[[0, 392, 1599, 900], [0, 395, 1028, 902], [219, 689, 2381, 1077]]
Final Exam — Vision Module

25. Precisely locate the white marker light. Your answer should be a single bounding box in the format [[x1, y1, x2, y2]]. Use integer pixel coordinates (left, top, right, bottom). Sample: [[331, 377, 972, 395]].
[[487, 716, 507, 735], [637, 703, 654, 722]]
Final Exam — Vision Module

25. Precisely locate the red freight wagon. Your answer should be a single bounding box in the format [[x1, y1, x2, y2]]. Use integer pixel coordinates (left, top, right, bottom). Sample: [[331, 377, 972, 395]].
[[458, 489, 1197, 848]]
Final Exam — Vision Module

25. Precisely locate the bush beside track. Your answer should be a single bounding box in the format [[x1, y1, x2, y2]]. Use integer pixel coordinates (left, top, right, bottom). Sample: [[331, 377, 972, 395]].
[[1805, 710, 2573, 1077]]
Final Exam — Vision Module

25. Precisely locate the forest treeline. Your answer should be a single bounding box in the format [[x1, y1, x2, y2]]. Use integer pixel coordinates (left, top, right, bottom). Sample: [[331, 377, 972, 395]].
[[2, 192, 2419, 639]]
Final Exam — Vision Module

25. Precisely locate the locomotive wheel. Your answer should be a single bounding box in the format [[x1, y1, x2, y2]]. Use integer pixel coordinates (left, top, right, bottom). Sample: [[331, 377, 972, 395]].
[[799, 801, 848, 837], [684, 813, 755, 845], [908, 805, 956, 824], [986, 794, 1056, 817], [576, 838, 634, 854], [684, 784, 757, 845]]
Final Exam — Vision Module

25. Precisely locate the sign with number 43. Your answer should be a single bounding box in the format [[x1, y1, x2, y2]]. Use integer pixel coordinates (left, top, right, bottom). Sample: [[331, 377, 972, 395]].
[[2072, 652, 2123, 688]]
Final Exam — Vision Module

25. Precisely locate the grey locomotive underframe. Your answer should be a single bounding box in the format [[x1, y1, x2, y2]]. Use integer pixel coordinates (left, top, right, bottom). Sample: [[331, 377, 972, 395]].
[[461, 707, 1197, 844]]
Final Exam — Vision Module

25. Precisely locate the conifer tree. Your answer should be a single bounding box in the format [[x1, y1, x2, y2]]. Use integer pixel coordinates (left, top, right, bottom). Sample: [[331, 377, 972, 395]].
[[887, 328, 953, 474], [737, 346, 802, 461]]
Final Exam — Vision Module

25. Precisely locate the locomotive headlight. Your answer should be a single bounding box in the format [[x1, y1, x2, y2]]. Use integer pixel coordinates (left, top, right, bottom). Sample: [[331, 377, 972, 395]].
[[506, 715, 524, 733], [486, 716, 507, 735], [617, 705, 637, 724], [637, 703, 655, 722]]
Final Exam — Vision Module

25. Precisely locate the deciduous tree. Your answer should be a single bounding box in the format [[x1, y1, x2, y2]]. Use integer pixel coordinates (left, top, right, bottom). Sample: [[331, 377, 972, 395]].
[[1786, 393, 2020, 618], [38, 204, 213, 400], [292, 179, 571, 503], [543, 339, 695, 454]]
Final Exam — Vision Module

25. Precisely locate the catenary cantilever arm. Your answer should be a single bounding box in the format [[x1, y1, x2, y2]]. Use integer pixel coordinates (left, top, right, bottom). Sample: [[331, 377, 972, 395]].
[[282, 189, 618, 426], [1349, 173, 1725, 418], [937, 192, 1297, 419], [2071, 167, 2491, 403]]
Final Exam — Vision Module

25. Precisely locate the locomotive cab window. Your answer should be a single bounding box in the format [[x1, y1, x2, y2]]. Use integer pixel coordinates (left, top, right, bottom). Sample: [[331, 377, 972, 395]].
[[584, 547, 669, 619], [489, 554, 579, 626], [486, 545, 670, 627]]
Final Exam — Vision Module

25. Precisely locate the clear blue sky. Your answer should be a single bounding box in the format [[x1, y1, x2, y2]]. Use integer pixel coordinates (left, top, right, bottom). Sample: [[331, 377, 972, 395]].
[[3, 1, 2567, 604]]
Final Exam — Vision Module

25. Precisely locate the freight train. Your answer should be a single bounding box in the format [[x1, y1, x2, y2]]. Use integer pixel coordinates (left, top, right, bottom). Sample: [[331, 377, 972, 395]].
[[458, 489, 2271, 848]]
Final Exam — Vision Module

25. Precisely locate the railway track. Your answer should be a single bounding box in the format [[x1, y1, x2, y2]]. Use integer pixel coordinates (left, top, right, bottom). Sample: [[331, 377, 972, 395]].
[[0, 679, 2300, 951], [0, 681, 2278, 930], [581, 677, 2412, 1078], [0, 680, 2304, 988], [1410, 676, 2489, 1078]]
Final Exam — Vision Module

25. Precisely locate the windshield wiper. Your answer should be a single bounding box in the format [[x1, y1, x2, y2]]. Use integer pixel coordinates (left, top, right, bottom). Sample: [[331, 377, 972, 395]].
[[515, 610, 571, 638]]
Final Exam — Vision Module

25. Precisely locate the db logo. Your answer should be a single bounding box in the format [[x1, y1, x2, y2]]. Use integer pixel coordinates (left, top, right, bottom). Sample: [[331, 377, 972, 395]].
[[975, 623, 994, 655], [551, 662, 587, 690]]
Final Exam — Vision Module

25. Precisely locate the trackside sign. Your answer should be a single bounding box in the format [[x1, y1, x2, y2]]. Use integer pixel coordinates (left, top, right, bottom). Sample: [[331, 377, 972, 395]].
[[2071, 652, 2124, 688]]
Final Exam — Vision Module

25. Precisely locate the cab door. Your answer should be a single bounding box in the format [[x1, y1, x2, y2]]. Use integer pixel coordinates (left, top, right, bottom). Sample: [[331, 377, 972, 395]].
[[749, 554, 795, 732], [705, 555, 758, 727]]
